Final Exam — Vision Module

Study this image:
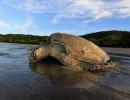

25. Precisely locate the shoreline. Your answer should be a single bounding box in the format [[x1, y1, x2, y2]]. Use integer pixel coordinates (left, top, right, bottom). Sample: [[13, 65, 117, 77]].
[[0, 42, 130, 48], [0, 42, 130, 55]]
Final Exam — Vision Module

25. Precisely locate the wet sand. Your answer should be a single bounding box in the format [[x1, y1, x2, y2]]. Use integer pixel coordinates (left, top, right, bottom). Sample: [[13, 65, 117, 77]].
[[0, 43, 130, 100], [103, 47, 130, 55]]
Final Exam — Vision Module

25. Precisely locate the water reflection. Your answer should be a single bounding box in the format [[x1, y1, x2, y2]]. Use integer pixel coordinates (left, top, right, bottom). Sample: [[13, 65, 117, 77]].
[[29, 58, 98, 85], [29, 58, 130, 100]]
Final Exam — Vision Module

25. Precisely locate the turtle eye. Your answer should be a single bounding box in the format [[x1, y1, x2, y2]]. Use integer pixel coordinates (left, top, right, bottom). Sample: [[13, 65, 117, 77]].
[[31, 51, 35, 58]]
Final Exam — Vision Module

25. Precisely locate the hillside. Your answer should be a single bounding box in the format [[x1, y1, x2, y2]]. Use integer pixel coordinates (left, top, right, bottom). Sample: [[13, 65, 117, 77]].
[[81, 30, 130, 48], [0, 30, 130, 47]]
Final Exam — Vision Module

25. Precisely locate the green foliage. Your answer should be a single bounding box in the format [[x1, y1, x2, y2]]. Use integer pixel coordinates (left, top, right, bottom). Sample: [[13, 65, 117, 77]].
[[0, 30, 130, 47], [81, 30, 130, 47], [0, 34, 48, 44]]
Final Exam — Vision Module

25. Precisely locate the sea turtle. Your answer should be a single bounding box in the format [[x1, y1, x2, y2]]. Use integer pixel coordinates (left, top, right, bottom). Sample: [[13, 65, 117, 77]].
[[29, 33, 115, 71]]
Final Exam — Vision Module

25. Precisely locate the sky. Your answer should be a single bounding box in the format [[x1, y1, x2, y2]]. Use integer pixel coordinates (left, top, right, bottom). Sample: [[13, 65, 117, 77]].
[[0, 0, 130, 36]]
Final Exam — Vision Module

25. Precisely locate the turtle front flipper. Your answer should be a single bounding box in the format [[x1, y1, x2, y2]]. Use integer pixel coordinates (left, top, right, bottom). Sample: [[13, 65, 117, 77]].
[[58, 54, 85, 71], [50, 43, 85, 71]]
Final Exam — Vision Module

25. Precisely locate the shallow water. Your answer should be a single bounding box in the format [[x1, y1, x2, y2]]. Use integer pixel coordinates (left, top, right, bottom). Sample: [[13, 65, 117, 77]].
[[0, 42, 130, 100]]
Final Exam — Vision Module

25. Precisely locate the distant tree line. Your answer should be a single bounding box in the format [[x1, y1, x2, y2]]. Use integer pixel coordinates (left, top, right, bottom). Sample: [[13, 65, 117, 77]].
[[0, 34, 48, 44], [81, 30, 130, 48], [0, 30, 130, 47]]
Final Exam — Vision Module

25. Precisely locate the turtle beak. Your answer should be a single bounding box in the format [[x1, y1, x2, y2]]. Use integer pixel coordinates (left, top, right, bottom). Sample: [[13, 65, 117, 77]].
[[29, 47, 40, 62], [29, 50, 36, 62], [29, 46, 41, 62]]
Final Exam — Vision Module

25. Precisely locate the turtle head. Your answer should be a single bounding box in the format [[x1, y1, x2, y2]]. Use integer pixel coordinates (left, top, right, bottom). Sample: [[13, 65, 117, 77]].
[[29, 44, 51, 62]]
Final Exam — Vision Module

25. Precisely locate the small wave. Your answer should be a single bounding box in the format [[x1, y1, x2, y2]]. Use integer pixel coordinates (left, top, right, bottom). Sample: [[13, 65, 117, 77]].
[[0, 53, 9, 56]]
